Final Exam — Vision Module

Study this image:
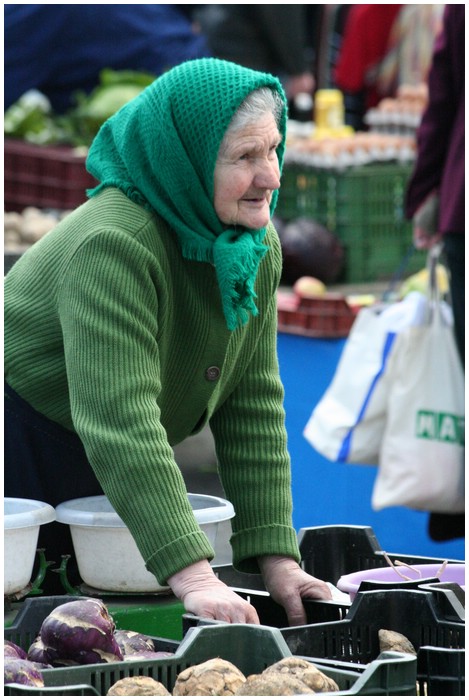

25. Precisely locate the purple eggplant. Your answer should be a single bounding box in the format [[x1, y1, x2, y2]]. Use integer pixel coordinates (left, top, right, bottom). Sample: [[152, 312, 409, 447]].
[[39, 598, 123, 665], [4, 658, 45, 687], [4, 640, 28, 660]]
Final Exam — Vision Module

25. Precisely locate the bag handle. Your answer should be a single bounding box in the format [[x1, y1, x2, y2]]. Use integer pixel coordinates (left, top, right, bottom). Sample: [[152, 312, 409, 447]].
[[426, 242, 447, 326]]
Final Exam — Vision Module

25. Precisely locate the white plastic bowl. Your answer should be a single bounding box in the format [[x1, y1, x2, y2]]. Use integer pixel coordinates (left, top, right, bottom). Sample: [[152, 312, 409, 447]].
[[55, 493, 235, 593], [4, 498, 56, 595]]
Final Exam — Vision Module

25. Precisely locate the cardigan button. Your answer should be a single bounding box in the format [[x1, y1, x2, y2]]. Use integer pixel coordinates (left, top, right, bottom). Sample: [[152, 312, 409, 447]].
[[205, 366, 221, 381]]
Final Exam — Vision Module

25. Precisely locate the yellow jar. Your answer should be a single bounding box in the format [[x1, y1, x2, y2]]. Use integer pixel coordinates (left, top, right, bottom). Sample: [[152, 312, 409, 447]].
[[314, 89, 344, 129]]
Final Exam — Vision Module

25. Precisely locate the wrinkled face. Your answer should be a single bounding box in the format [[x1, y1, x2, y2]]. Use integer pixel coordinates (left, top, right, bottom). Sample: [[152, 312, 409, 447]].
[[213, 112, 282, 230]]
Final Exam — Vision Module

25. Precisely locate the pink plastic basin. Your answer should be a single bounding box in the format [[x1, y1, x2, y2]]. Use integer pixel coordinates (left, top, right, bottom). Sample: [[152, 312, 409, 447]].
[[337, 563, 465, 600]]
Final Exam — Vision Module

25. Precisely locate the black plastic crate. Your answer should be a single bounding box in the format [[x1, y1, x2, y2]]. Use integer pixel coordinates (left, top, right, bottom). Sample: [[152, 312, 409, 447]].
[[298, 525, 464, 585], [280, 589, 465, 696], [183, 590, 349, 638]]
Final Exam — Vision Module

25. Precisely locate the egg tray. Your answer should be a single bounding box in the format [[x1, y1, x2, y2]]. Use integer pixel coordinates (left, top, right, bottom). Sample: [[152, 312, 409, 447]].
[[4, 596, 417, 696]]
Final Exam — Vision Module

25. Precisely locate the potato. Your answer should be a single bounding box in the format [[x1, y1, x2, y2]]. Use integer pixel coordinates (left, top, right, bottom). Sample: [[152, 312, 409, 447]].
[[378, 629, 417, 655], [20, 214, 57, 244], [261, 658, 339, 693], [172, 658, 246, 696], [107, 675, 171, 695], [4, 212, 23, 233], [235, 672, 314, 695]]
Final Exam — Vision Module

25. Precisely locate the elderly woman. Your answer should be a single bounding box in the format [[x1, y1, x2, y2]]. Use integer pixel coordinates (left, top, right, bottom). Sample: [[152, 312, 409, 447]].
[[5, 58, 331, 622]]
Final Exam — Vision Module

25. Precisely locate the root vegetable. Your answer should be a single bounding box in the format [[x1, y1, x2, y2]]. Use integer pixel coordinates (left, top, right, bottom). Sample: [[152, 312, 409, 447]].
[[4, 640, 27, 660], [4, 658, 46, 687], [39, 598, 123, 665], [3, 212, 23, 233], [107, 676, 171, 696], [235, 672, 314, 695], [20, 214, 57, 244], [123, 650, 174, 661], [378, 629, 417, 655], [262, 658, 339, 693], [27, 637, 50, 664], [173, 658, 247, 696], [114, 630, 155, 656]]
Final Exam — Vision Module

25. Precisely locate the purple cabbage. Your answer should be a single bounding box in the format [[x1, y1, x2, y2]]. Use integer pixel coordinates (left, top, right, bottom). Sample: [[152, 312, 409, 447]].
[[39, 598, 123, 665], [4, 658, 45, 687], [114, 629, 156, 656], [4, 640, 28, 660]]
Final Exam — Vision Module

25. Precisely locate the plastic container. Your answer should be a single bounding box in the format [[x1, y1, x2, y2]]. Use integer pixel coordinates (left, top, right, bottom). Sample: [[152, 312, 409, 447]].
[[278, 293, 357, 338], [4, 498, 56, 595], [276, 163, 426, 282], [55, 494, 234, 593], [314, 89, 345, 130], [280, 588, 465, 697], [338, 563, 465, 600], [183, 590, 349, 637], [4, 604, 418, 696], [297, 524, 464, 584], [4, 138, 96, 212]]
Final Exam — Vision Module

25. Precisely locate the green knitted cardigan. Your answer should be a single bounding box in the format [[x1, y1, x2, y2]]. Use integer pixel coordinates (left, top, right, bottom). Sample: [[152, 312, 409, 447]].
[[86, 58, 287, 331], [5, 191, 301, 585]]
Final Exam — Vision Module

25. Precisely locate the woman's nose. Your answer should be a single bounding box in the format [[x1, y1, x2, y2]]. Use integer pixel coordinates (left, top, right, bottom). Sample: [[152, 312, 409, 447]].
[[254, 158, 281, 190]]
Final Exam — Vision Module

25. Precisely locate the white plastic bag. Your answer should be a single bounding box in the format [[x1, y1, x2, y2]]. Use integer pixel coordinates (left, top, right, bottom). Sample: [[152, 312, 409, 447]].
[[372, 259, 465, 513], [303, 292, 431, 465]]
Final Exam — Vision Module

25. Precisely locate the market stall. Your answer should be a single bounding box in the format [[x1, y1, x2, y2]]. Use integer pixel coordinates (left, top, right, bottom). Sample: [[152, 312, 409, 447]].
[[4, 74, 464, 696]]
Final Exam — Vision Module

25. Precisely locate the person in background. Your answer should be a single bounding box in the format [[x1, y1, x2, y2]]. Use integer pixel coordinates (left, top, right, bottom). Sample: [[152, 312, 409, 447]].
[[193, 6, 317, 109], [333, 4, 403, 129], [4, 58, 332, 621], [404, 4, 465, 543], [4, 4, 210, 113], [334, 4, 444, 130], [374, 4, 444, 98]]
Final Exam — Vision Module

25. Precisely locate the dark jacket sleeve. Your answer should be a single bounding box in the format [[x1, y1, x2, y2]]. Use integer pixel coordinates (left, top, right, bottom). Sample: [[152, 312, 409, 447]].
[[404, 5, 465, 234]]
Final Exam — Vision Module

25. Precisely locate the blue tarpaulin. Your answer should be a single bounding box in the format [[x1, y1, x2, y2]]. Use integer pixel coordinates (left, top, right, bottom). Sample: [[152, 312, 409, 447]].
[[277, 332, 464, 560]]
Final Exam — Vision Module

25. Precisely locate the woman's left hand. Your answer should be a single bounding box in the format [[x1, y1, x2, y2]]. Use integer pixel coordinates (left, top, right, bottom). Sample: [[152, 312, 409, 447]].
[[258, 555, 332, 626]]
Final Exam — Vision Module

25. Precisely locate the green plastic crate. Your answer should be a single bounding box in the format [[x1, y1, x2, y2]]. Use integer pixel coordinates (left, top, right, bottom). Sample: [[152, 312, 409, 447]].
[[4, 621, 417, 696], [276, 162, 426, 283]]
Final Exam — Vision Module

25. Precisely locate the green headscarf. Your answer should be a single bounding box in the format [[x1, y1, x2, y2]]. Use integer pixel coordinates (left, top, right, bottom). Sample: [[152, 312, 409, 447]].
[[86, 58, 287, 331]]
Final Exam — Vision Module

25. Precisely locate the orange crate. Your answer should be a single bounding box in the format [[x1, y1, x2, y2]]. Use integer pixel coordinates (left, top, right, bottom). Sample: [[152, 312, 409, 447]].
[[4, 139, 97, 212]]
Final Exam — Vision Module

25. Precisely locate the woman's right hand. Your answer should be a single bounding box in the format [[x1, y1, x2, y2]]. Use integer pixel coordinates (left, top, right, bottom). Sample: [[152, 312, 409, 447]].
[[167, 560, 260, 624]]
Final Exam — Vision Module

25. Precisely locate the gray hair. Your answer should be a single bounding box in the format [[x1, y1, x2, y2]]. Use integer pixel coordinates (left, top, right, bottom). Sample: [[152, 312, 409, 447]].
[[224, 87, 284, 139]]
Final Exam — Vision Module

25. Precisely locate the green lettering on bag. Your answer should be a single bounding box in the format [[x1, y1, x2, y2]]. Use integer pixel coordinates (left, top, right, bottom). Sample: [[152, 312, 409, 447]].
[[416, 410, 464, 445]]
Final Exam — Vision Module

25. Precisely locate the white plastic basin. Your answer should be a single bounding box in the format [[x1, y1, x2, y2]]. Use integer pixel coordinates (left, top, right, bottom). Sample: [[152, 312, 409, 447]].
[[55, 493, 235, 593], [4, 498, 56, 595]]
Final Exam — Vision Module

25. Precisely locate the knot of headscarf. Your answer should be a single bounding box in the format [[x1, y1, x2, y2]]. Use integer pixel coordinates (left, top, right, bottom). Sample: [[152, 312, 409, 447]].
[[86, 58, 287, 331]]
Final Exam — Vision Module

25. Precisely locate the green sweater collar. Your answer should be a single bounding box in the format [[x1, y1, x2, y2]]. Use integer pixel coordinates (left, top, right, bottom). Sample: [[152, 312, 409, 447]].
[[86, 58, 287, 330]]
